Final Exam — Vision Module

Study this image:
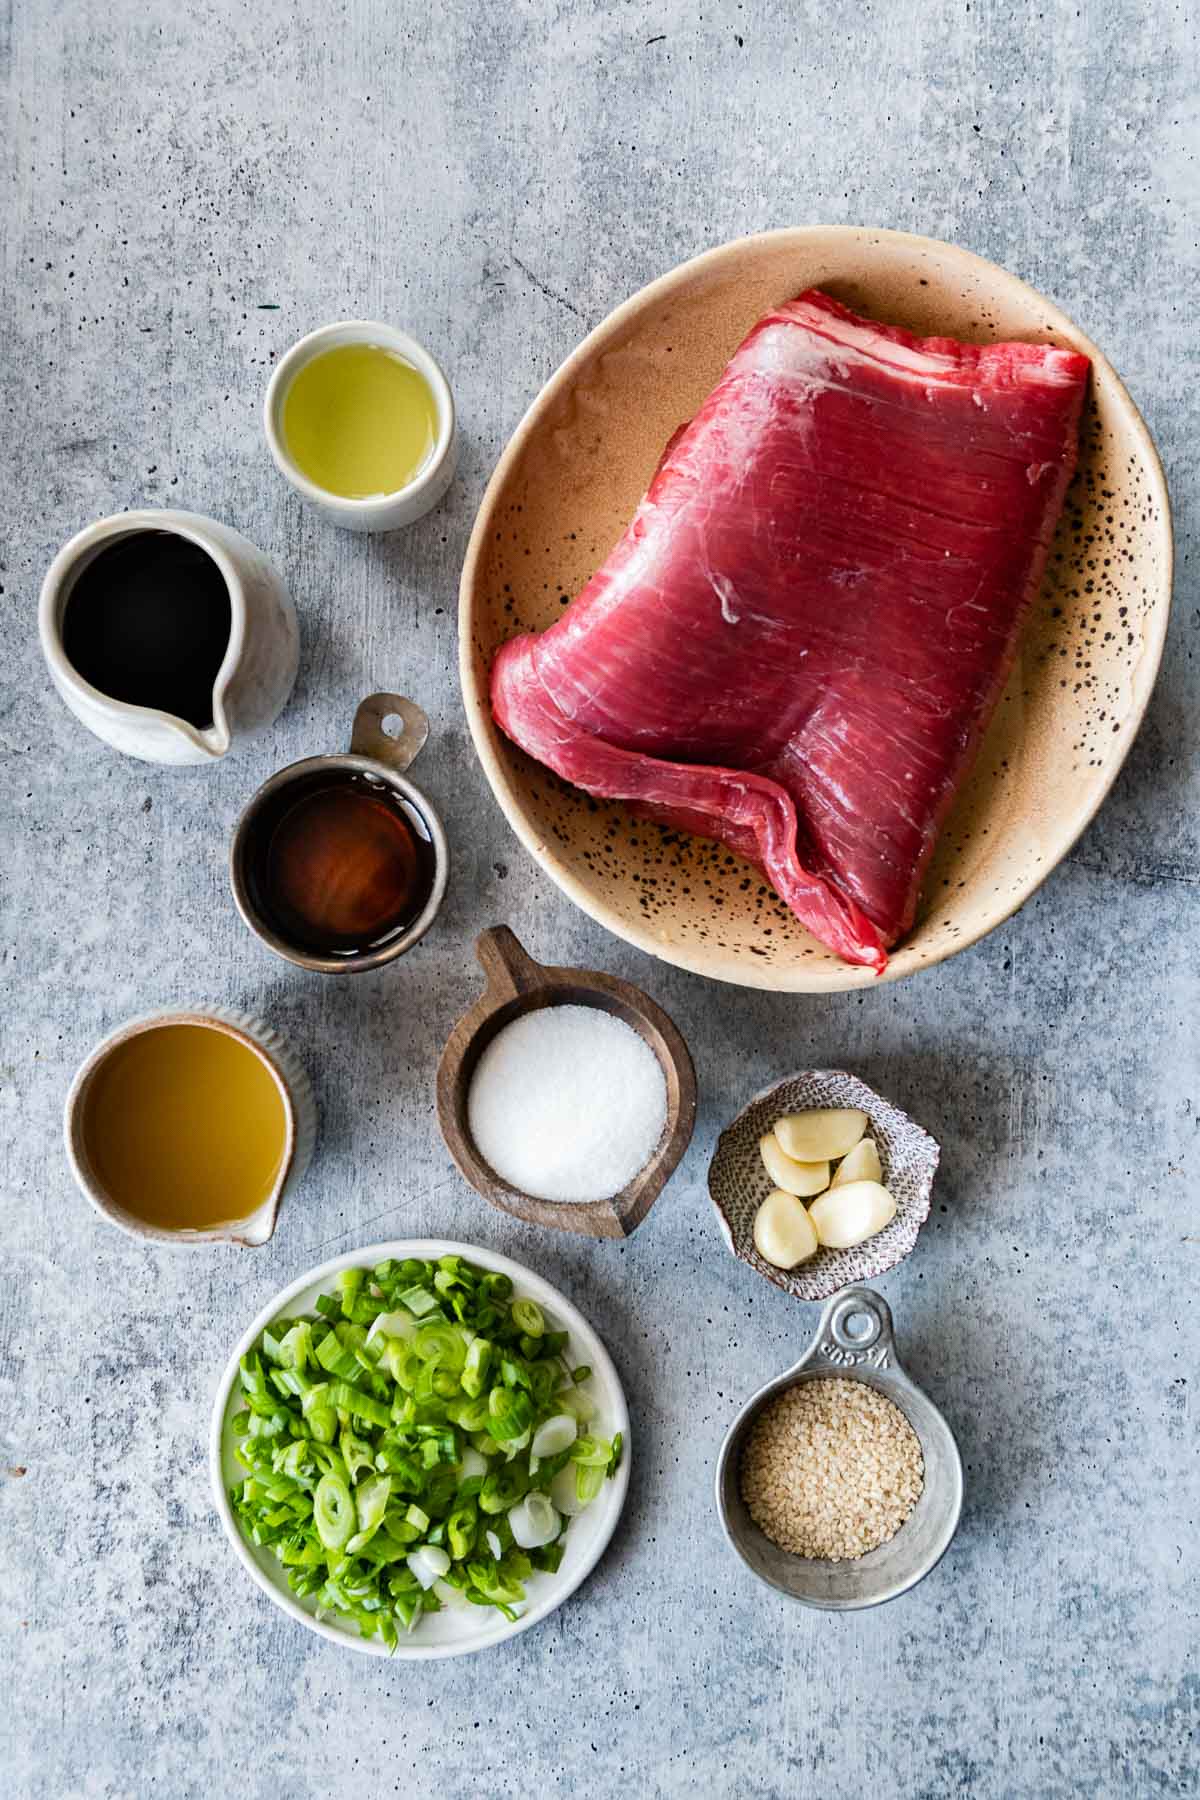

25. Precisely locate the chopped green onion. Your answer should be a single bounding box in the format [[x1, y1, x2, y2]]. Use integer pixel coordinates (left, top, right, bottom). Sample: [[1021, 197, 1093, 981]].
[[549, 1465, 586, 1517], [345, 1474, 391, 1554], [531, 1414, 577, 1459], [457, 1446, 488, 1482], [398, 1285, 441, 1319], [447, 1504, 477, 1559], [366, 1309, 417, 1347], [511, 1298, 544, 1337], [461, 1337, 493, 1399], [488, 1386, 534, 1443], [314, 1474, 355, 1551], [555, 1385, 597, 1424], [340, 1426, 375, 1482], [337, 1268, 364, 1312], [508, 1493, 560, 1549], [449, 1395, 490, 1432], [570, 1435, 612, 1468], [480, 1465, 527, 1514], [407, 1545, 450, 1590], [315, 1325, 365, 1381], [575, 1464, 606, 1505], [382, 1340, 421, 1390], [327, 1381, 392, 1429], [415, 1323, 468, 1371], [226, 1255, 614, 1646], [277, 1322, 313, 1369], [299, 1380, 337, 1443]]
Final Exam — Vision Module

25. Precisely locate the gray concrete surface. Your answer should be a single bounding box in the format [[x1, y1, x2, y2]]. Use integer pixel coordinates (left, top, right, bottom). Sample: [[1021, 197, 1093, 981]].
[[3, 1, 1198, 1795]]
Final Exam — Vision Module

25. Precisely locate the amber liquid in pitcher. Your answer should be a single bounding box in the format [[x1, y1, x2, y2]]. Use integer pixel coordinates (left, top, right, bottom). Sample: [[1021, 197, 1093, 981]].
[[245, 770, 436, 956], [82, 1023, 288, 1231]]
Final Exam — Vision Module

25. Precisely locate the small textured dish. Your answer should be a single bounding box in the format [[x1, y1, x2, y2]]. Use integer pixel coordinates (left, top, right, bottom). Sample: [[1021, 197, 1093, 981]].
[[708, 1071, 939, 1302], [460, 225, 1173, 992], [437, 926, 696, 1239], [64, 1006, 316, 1247], [716, 1287, 962, 1609], [210, 1238, 631, 1659]]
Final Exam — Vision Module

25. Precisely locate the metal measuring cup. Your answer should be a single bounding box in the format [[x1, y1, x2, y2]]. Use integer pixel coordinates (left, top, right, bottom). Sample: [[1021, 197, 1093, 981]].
[[230, 692, 449, 973], [716, 1287, 962, 1609]]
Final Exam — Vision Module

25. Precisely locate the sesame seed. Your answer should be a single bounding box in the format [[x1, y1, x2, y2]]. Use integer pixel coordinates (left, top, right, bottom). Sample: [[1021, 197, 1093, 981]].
[[739, 1378, 924, 1561]]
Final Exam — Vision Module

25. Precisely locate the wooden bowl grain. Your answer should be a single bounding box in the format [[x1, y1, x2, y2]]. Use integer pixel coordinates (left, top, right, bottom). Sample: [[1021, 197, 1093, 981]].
[[459, 226, 1173, 991], [435, 927, 696, 1238]]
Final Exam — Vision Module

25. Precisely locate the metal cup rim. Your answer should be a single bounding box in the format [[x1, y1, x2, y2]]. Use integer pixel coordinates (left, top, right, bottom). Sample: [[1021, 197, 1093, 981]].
[[229, 750, 450, 973]]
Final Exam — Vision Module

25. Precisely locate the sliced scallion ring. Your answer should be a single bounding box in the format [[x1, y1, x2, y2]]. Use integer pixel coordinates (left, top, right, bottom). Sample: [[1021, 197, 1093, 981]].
[[313, 1473, 355, 1551]]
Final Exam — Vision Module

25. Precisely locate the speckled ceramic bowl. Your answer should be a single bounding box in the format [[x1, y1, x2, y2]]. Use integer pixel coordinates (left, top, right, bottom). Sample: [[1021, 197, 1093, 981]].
[[460, 225, 1173, 992], [708, 1071, 940, 1302]]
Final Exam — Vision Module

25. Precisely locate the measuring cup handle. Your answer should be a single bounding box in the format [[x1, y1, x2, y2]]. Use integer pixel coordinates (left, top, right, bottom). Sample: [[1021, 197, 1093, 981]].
[[350, 693, 430, 773], [474, 926, 547, 1002], [802, 1286, 900, 1373]]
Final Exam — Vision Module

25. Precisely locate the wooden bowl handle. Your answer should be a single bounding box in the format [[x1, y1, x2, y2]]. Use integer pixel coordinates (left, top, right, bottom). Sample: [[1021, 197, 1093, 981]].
[[475, 926, 547, 1002], [488, 1189, 629, 1240], [568, 1196, 627, 1238]]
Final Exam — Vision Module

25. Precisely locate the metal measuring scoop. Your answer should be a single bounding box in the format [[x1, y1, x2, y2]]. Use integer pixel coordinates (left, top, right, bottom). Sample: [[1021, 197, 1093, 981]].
[[716, 1287, 962, 1610]]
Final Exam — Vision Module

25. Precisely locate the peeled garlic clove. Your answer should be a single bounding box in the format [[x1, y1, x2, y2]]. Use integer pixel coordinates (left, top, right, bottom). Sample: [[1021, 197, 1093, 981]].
[[759, 1132, 829, 1197], [774, 1108, 868, 1163], [831, 1137, 882, 1189], [752, 1188, 819, 1269], [808, 1180, 897, 1249]]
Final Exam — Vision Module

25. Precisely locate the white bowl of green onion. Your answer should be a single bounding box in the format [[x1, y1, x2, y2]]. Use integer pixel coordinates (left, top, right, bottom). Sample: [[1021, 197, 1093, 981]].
[[210, 1238, 630, 1657]]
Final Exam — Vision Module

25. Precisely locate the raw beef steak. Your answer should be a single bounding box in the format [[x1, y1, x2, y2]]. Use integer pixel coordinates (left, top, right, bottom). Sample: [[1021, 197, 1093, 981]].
[[491, 290, 1090, 971]]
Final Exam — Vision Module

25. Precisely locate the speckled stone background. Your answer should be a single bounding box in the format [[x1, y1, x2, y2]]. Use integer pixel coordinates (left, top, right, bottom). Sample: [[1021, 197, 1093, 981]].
[[2, 2, 1197, 1795]]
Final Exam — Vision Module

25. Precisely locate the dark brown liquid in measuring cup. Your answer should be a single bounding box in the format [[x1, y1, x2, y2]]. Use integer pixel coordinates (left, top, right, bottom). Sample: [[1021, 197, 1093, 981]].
[[62, 531, 231, 729], [247, 771, 436, 956]]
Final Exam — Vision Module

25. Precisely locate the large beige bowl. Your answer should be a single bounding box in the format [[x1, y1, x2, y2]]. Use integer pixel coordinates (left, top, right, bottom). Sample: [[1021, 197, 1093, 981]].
[[460, 227, 1172, 991]]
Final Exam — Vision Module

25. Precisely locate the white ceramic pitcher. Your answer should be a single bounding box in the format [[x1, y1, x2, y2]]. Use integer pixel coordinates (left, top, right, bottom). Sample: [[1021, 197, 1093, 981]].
[[39, 508, 300, 766]]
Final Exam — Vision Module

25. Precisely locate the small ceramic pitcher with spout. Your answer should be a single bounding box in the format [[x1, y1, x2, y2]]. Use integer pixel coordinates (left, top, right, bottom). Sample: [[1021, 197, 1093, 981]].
[[64, 1005, 317, 1247], [39, 508, 300, 766]]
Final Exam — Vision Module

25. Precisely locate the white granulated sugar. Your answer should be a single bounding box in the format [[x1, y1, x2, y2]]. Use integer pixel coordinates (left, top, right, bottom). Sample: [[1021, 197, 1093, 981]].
[[467, 1004, 668, 1203]]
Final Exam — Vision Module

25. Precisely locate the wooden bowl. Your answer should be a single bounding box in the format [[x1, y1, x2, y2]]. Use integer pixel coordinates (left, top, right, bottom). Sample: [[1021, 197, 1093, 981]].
[[460, 226, 1173, 992], [708, 1071, 941, 1303], [435, 927, 696, 1238]]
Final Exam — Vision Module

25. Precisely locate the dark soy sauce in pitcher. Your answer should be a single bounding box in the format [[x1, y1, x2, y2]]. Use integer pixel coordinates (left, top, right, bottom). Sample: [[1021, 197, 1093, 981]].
[[62, 531, 232, 728]]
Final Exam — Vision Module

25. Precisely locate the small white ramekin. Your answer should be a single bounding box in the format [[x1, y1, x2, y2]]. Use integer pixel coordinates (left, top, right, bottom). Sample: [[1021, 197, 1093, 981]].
[[64, 1007, 317, 1247], [263, 320, 457, 533]]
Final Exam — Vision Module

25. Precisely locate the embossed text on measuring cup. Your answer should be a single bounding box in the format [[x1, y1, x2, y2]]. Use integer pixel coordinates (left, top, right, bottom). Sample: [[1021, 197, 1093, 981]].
[[819, 1338, 890, 1369]]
